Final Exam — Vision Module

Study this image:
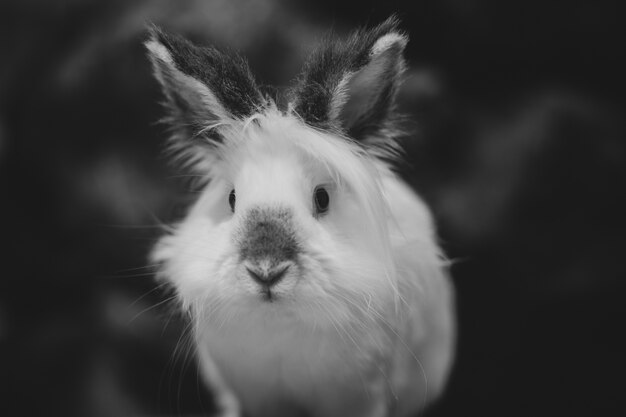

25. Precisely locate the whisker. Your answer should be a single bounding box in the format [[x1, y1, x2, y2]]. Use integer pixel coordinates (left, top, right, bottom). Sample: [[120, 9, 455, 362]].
[[129, 282, 169, 308], [364, 307, 429, 412], [107, 271, 157, 279], [166, 174, 210, 179], [112, 263, 162, 273], [95, 224, 170, 229], [127, 294, 178, 325], [161, 317, 195, 416]]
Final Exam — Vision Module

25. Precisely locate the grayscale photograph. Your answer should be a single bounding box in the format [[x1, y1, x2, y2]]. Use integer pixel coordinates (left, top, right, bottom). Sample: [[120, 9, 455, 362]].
[[1, 1, 624, 416]]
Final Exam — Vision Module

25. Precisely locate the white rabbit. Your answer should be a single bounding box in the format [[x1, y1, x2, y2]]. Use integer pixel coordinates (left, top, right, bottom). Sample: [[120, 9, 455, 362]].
[[146, 16, 455, 417]]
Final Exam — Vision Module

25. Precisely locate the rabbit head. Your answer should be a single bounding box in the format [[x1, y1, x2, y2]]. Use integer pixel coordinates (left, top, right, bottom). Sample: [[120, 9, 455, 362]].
[[147, 18, 409, 331]]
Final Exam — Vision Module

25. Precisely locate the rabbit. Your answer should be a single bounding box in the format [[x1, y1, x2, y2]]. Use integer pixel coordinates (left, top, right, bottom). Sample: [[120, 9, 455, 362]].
[[146, 16, 455, 417]]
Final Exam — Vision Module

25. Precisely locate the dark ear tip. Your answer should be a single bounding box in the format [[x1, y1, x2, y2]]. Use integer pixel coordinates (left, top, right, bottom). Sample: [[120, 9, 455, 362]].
[[351, 15, 407, 58], [144, 23, 165, 50], [144, 24, 185, 52], [381, 14, 402, 30], [143, 25, 191, 64], [370, 14, 403, 37], [146, 23, 158, 36], [377, 14, 408, 41]]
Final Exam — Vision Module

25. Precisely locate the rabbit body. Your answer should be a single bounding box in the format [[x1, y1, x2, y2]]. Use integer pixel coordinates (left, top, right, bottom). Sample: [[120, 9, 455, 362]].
[[199, 176, 453, 417], [147, 17, 455, 417]]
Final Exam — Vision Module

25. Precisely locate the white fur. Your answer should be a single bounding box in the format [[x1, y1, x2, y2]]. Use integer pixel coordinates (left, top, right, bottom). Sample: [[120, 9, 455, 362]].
[[371, 33, 407, 56], [329, 72, 353, 122], [153, 109, 455, 417], [146, 40, 174, 64]]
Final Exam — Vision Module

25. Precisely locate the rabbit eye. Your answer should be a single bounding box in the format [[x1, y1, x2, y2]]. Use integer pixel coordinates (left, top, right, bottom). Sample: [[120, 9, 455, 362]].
[[229, 189, 236, 212], [314, 186, 329, 215]]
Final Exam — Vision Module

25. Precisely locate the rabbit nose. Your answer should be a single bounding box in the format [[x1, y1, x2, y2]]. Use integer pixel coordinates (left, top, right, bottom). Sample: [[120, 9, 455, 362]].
[[246, 264, 290, 288], [239, 206, 300, 262]]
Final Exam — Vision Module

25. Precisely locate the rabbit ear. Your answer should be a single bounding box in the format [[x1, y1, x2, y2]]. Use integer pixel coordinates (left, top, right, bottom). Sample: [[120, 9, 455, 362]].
[[291, 16, 407, 143], [145, 26, 265, 150]]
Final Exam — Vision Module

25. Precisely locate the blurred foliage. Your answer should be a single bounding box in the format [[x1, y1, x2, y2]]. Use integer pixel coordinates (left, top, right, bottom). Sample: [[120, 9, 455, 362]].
[[0, 1, 624, 416]]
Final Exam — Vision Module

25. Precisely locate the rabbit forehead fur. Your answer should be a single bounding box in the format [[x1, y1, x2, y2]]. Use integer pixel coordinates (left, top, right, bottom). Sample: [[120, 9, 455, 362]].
[[153, 109, 400, 325]]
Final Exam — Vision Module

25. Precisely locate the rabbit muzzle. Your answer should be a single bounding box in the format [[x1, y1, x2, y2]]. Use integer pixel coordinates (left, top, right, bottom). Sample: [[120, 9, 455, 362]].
[[237, 206, 301, 299]]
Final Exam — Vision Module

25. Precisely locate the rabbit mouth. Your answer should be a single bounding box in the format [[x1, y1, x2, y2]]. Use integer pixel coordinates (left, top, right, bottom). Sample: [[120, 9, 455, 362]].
[[260, 287, 276, 302], [252, 283, 288, 304], [246, 263, 291, 302]]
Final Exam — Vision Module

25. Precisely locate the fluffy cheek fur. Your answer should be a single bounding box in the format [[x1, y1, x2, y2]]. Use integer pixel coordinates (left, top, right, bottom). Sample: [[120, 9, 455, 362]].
[[152, 216, 238, 319], [295, 199, 397, 328], [292, 233, 395, 329]]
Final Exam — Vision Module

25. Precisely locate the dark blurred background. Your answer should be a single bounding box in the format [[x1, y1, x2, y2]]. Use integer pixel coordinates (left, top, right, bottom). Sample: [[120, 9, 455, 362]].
[[1, 1, 625, 416]]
